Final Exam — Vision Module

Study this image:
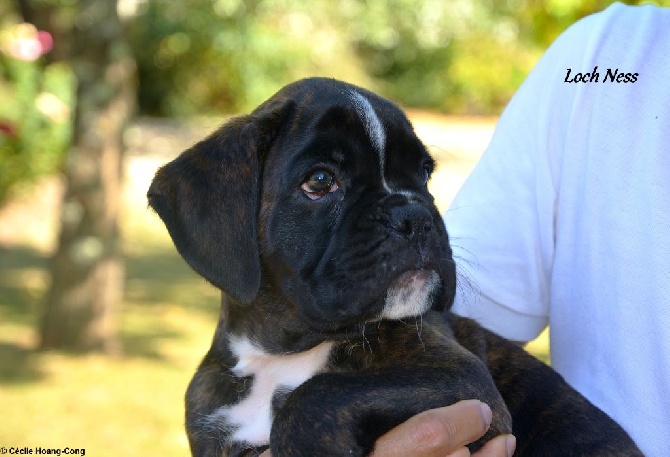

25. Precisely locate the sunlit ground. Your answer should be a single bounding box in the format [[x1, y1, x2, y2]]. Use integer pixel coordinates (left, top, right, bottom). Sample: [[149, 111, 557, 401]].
[[0, 114, 548, 456]]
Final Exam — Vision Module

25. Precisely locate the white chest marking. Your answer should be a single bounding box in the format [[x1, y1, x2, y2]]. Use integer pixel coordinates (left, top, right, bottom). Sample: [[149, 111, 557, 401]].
[[208, 336, 333, 446], [349, 90, 391, 192]]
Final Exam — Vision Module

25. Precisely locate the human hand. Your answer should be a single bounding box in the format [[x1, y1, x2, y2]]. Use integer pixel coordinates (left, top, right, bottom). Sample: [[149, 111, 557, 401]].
[[370, 400, 515, 457], [259, 400, 515, 457]]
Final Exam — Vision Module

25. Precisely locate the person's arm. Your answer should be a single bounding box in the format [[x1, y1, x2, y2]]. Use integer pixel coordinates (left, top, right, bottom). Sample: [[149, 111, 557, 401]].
[[444, 11, 596, 342]]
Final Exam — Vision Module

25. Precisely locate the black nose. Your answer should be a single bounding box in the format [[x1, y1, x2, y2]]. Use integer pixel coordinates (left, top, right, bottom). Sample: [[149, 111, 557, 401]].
[[389, 204, 433, 242]]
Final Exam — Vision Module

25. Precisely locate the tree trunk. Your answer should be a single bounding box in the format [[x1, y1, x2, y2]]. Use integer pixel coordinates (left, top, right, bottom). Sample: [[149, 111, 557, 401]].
[[39, 0, 135, 354]]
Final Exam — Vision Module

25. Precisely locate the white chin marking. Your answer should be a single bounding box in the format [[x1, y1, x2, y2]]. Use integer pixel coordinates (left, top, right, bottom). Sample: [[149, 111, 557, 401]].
[[382, 270, 439, 320]]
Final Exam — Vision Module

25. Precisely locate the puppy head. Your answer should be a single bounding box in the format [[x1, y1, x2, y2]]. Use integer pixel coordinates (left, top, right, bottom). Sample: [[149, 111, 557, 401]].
[[148, 77, 455, 332]]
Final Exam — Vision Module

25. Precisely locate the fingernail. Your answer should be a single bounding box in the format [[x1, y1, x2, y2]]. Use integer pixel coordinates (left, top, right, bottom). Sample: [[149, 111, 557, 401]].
[[479, 402, 493, 426], [506, 434, 517, 457]]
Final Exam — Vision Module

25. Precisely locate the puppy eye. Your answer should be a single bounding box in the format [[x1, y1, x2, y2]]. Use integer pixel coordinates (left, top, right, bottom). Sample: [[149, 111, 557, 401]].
[[301, 170, 339, 200], [421, 162, 433, 185]]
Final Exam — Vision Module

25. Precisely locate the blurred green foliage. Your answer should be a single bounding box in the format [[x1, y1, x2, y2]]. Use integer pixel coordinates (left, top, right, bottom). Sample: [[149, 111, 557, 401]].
[[128, 0, 660, 117], [350, 0, 537, 113], [130, 0, 372, 116], [0, 17, 75, 205]]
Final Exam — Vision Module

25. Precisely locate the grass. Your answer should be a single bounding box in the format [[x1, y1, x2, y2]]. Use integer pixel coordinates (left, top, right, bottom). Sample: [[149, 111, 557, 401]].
[[0, 116, 548, 456], [0, 237, 219, 457], [0, 153, 220, 456]]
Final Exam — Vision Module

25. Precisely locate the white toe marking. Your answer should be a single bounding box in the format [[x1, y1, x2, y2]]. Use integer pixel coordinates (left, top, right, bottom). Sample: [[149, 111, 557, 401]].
[[349, 90, 392, 192], [383, 270, 439, 320], [205, 336, 333, 446]]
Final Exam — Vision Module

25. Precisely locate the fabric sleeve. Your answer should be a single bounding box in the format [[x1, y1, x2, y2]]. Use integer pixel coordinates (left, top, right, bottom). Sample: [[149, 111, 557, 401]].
[[443, 13, 598, 342]]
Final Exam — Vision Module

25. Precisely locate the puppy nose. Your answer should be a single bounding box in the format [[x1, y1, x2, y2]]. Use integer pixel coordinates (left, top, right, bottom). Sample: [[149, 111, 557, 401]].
[[389, 204, 433, 242]]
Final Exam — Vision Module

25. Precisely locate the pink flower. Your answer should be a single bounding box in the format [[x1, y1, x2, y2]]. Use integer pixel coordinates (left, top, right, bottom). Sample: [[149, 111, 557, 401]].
[[37, 31, 54, 55], [1, 23, 53, 62]]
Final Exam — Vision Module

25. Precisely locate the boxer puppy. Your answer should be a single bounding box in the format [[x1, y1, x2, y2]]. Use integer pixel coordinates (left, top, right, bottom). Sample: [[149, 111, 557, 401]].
[[148, 77, 642, 457]]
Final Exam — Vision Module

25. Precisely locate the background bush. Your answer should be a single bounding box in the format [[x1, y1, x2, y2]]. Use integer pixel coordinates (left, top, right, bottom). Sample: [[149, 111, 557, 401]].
[[128, 0, 657, 117], [0, 18, 75, 205]]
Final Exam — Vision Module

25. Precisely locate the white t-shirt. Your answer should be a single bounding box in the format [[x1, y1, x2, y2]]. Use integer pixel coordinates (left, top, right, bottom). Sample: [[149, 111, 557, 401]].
[[444, 3, 670, 456]]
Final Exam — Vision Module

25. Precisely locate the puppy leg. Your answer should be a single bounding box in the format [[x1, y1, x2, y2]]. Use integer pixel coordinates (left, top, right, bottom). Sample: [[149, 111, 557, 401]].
[[270, 367, 511, 457], [450, 315, 643, 456]]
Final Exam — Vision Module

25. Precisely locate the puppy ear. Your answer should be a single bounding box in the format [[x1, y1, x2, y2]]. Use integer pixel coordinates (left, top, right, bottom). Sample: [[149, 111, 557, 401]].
[[148, 102, 291, 303]]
